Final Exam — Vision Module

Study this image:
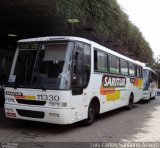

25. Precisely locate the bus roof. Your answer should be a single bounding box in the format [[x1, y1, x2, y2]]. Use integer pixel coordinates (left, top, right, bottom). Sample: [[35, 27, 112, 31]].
[[18, 36, 92, 44], [143, 67, 159, 76], [18, 36, 144, 66]]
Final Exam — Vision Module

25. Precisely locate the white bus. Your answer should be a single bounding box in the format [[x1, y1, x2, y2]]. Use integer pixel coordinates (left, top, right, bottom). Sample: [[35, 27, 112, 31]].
[[5, 36, 144, 125], [142, 67, 159, 102]]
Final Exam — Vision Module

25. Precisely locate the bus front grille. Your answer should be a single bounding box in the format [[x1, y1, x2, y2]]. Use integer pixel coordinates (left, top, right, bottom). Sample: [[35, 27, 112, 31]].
[[16, 99, 46, 106], [16, 109, 45, 119]]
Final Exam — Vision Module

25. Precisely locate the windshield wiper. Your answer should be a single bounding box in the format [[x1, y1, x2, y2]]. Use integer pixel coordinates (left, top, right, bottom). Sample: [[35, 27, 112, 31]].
[[35, 60, 46, 91], [14, 81, 18, 89], [24, 56, 33, 85], [30, 44, 46, 91]]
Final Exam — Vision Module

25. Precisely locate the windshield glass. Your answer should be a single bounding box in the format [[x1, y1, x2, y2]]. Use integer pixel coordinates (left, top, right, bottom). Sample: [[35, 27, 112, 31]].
[[143, 69, 150, 90], [8, 42, 74, 90]]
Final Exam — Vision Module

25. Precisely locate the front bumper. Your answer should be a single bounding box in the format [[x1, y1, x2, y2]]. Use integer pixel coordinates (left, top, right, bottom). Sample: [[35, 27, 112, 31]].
[[5, 103, 80, 125], [141, 92, 149, 100]]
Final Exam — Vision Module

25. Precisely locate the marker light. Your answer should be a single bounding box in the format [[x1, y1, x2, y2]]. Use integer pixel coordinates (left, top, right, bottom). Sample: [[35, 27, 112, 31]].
[[8, 34, 17, 37], [67, 19, 79, 23]]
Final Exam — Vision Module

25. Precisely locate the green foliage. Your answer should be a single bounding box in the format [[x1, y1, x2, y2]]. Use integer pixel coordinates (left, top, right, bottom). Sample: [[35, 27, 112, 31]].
[[56, 0, 154, 64], [151, 62, 160, 76]]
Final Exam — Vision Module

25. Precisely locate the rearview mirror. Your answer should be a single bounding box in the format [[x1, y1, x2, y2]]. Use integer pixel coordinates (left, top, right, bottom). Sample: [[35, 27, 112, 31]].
[[72, 86, 83, 95], [149, 79, 152, 83]]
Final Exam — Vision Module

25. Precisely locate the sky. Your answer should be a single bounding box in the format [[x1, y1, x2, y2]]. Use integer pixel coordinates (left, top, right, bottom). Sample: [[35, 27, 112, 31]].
[[117, 0, 160, 58]]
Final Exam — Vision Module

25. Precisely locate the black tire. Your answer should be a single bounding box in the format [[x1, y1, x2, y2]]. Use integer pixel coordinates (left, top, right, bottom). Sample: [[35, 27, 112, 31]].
[[151, 96, 155, 100], [145, 99, 150, 103], [127, 95, 133, 110], [82, 103, 96, 126], [144, 94, 150, 103], [149, 93, 154, 100], [149, 93, 152, 100]]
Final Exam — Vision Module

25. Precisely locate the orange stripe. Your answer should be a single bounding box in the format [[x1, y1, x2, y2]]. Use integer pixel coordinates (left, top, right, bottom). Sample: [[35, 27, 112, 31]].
[[25, 96, 36, 100], [15, 95, 36, 100], [15, 96, 25, 99], [100, 86, 115, 95]]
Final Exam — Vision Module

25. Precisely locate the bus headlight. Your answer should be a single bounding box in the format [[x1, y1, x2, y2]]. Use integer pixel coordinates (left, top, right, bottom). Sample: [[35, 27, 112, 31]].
[[5, 98, 15, 103], [5, 108, 13, 112]]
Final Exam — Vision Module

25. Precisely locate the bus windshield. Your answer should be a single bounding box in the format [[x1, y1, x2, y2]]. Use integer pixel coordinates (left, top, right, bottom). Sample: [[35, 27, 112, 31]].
[[143, 69, 150, 90], [8, 41, 74, 90]]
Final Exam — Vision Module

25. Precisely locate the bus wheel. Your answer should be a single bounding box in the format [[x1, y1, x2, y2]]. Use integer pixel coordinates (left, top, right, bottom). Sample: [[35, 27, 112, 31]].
[[149, 93, 152, 100], [127, 94, 133, 110], [145, 94, 151, 103], [152, 96, 155, 100], [151, 93, 155, 100], [82, 103, 96, 126]]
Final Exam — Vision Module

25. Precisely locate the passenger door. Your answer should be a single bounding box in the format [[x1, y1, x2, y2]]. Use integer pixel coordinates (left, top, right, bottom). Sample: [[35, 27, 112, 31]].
[[71, 42, 91, 120]]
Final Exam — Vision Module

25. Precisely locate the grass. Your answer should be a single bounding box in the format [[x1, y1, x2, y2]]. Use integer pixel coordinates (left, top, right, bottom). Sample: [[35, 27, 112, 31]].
[[56, 0, 154, 65]]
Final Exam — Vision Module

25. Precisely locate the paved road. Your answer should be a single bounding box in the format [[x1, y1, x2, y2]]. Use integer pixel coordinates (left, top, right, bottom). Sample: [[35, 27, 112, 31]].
[[0, 96, 160, 143]]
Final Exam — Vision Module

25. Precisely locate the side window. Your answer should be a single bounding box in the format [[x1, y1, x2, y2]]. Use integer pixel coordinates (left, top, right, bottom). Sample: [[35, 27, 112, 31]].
[[151, 71, 157, 82], [109, 55, 120, 74], [137, 66, 140, 77], [94, 49, 108, 72], [73, 42, 84, 87], [138, 66, 142, 78], [120, 60, 128, 75], [72, 42, 91, 89], [83, 44, 91, 88], [134, 65, 137, 77], [129, 63, 135, 76], [2, 56, 7, 69], [154, 73, 158, 81]]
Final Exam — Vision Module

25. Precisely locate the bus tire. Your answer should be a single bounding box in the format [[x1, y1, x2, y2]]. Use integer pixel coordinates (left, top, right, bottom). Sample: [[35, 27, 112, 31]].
[[127, 94, 134, 110], [82, 103, 96, 126], [144, 94, 150, 103], [144, 99, 150, 103], [152, 96, 155, 100], [149, 93, 152, 100], [150, 93, 155, 100], [146, 99, 150, 103]]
